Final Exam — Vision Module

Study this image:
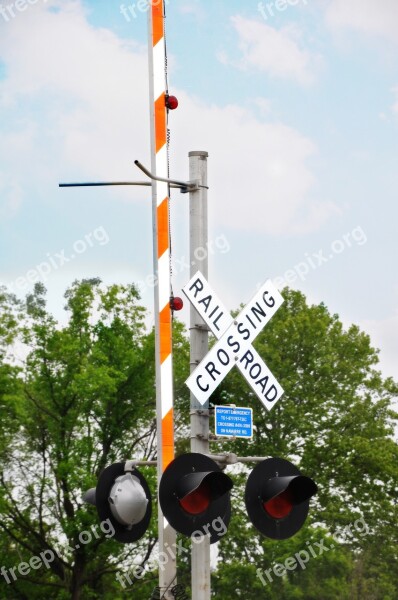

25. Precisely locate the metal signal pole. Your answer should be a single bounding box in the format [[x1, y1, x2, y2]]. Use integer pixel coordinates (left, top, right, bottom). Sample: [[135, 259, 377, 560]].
[[62, 4, 209, 597], [188, 151, 211, 600], [148, 2, 176, 597]]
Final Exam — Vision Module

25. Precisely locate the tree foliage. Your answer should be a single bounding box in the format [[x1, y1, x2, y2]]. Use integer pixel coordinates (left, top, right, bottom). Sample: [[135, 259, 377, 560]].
[[0, 280, 175, 599], [212, 288, 398, 599], [0, 283, 397, 599]]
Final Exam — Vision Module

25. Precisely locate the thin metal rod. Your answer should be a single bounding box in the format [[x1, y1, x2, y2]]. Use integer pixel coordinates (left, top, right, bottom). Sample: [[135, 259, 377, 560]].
[[125, 457, 269, 467], [59, 181, 182, 188], [127, 460, 158, 466], [58, 158, 208, 192], [206, 454, 269, 464], [135, 159, 207, 191]]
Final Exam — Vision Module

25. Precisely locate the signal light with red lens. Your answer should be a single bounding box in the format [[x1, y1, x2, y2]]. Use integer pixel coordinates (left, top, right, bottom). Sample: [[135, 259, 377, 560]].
[[170, 296, 184, 311], [159, 453, 233, 543], [245, 457, 317, 540], [165, 95, 179, 110]]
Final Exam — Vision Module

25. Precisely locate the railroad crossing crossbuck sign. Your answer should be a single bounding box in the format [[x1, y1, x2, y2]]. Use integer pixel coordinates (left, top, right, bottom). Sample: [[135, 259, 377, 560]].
[[183, 272, 284, 410]]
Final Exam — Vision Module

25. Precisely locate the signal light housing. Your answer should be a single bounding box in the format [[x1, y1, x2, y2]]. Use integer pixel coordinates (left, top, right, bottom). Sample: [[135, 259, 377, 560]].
[[159, 453, 233, 543], [165, 94, 179, 110], [170, 296, 184, 311], [83, 462, 152, 543], [245, 457, 317, 540]]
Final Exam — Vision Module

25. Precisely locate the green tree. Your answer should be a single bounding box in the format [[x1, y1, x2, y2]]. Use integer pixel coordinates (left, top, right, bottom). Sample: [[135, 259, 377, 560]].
[[1, 283, 397, 599], [212, 288, 398, 599], [0, 287, 24, 458], [0, 280, 169, 599]]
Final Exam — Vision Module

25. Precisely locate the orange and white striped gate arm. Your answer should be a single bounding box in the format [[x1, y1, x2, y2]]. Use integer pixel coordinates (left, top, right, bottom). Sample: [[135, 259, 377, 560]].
[[148, 1, 176, 596]]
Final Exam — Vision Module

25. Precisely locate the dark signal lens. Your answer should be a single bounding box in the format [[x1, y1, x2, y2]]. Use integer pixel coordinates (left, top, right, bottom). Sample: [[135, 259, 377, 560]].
[[263, 490, 293, 519], [179, 482, 211, 515]]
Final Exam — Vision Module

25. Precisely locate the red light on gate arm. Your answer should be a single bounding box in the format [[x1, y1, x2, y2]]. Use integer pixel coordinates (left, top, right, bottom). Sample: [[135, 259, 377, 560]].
[[170, 296, 184, 311], [263, 490, 293, 519], [179, 482, 211, 515], [165, 94, 179, 110]]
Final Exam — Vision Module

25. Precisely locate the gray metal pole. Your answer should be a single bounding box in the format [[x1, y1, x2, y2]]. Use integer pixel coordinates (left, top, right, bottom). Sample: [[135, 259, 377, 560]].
[[189, 151, 211, 600]]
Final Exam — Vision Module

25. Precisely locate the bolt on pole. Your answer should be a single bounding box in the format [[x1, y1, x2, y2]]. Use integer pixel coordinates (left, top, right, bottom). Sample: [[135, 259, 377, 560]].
[[189, 151, 211, 600]]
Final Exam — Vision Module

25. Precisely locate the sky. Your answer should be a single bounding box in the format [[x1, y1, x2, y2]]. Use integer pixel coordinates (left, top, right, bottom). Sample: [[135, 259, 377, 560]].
[[0, 0, 397, 382]]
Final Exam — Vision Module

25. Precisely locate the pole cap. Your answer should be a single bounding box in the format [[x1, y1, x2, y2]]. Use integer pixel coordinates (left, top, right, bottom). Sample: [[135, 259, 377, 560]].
[[188, 151, 209, 157]]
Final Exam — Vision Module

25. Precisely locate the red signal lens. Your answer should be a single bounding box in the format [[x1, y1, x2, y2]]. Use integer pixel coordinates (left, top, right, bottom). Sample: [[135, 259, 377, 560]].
[[166, 95, 179, 110], [179, 482, 211, 515], [263, 490, 293, 519], [170, 296, 183, 311]]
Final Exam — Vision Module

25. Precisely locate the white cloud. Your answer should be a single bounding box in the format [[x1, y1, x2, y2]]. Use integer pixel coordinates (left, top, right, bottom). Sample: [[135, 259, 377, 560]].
[[0, 0, 150, 187], [361, 311, 398, 381], [326, 0, 398, 42], [0, 172, 22, 220], [252, 97, 273, 116], [221, 16, 321, 85], [171, 93, 338, 234], [392, 86, 398, 114], [0, 0, 336, 236], [178, 0, 206, 20]]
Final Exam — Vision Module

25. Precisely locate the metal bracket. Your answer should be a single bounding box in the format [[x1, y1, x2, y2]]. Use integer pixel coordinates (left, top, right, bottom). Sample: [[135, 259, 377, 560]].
[[189, 323, 211, 332], [59, 159, 208, 194], [135, 160, 205, 193], [191, 433, 207, 441], [205, 453, 269, 465], [124, 459, 157, 471], [205, 453, 238, 465], [124, 460, 136, 472], [189, 409, 209, 417]]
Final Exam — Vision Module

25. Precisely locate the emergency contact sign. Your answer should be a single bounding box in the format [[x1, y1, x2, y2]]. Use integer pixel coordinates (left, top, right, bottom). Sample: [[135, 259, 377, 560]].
[[215, 406, 253, 438]]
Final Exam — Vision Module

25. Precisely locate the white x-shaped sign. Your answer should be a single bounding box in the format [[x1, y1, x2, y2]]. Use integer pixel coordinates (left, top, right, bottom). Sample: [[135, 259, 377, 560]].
[[182, 272, 284, 411]]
